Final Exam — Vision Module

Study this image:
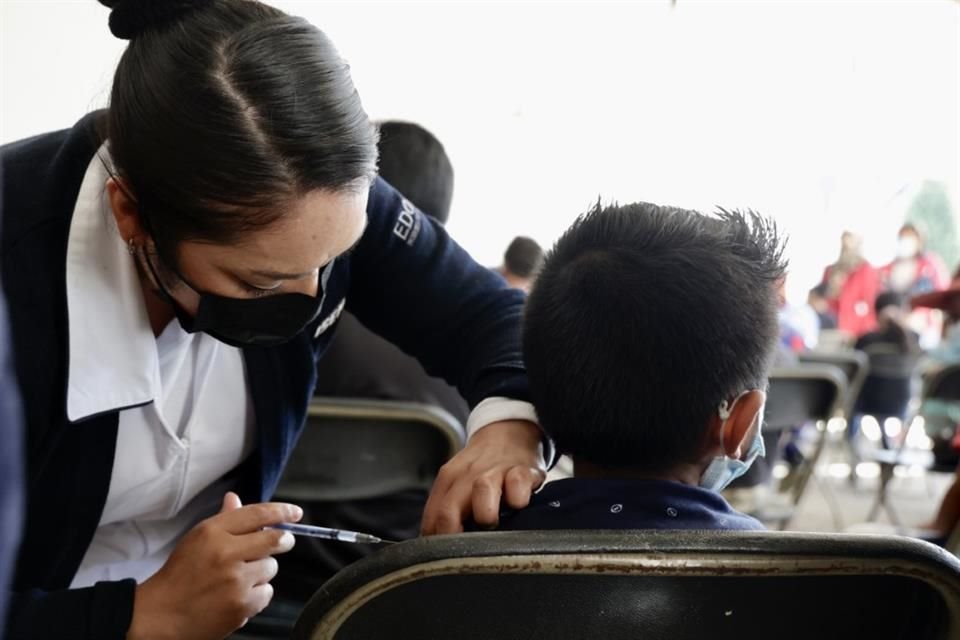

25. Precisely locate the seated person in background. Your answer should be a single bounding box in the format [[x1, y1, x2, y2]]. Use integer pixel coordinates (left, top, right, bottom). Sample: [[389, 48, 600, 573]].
[[850, 292, 921, 448], [496, 235, 544, 292], [778, 276, 819, 352], [912, 271, 960, 541], [808, 283, 838, 331], [498, 201, 787, 531]]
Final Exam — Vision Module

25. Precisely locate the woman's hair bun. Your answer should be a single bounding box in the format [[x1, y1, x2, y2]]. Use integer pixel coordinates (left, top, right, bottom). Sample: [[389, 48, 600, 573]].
[[98, 0, 213, 40]]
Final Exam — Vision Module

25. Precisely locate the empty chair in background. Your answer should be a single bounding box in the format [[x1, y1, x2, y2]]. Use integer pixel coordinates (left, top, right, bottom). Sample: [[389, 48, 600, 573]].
[[502, 202, 787, 532]]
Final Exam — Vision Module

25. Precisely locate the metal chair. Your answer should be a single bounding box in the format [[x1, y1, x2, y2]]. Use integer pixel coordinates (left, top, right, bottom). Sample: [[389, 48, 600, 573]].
[[276, 398, 464, 502], [867, 365, 960, 525], [750, 365, 846, 528], [798, 350, 870, 418], [255, 399, 465, 639], [292, 530, 960, 640]]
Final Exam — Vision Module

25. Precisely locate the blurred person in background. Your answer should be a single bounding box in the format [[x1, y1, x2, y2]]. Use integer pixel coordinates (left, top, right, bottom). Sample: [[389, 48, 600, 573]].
[[908, 270, 960, 542], [882, 223, 950, 348], [778, 277, 818, 352], [808, 283, 838, 331], [820, 231, 880, 338], [497, 236, 544, 292], [850, 292, 921, 450]]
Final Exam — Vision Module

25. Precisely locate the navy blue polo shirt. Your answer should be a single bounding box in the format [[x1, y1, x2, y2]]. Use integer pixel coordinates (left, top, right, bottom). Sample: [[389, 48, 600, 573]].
[[499, 478, 764, 531]]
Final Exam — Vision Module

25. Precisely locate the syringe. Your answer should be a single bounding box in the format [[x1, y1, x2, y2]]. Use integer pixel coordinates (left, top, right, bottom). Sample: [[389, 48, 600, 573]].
[[269, 522, 388, 544]]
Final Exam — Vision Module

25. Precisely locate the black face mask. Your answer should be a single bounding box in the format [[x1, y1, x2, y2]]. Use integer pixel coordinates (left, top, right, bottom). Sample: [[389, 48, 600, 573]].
[[141, 247, 332, 349]]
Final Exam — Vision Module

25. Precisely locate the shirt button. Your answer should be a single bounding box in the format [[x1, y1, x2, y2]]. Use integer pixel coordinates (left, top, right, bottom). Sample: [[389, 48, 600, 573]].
[[548, 500, 561, 508], [610, 503, 623, 514], [666, 507, 678, 517]]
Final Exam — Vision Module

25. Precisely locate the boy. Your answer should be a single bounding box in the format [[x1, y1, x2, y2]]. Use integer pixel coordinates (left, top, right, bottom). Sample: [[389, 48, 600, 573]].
[[501, 201, 787, 531]]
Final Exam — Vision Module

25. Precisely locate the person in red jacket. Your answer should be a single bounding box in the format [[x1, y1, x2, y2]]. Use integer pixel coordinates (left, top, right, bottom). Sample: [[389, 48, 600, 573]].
[[821, 231, 880, 338], [882, 223, 951, 348]]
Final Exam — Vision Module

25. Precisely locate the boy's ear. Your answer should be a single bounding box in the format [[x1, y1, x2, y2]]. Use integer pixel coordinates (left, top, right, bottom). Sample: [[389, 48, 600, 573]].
[[720, 389, 766, 459]]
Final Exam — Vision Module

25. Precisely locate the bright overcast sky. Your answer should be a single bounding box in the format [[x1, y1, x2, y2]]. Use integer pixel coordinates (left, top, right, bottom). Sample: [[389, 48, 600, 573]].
[[3, 1, 958, 300]]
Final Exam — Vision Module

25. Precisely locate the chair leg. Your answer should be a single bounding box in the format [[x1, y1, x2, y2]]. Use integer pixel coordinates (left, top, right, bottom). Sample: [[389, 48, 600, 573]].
[[814, 474, 846, 531], [868, 463, 896, 523]]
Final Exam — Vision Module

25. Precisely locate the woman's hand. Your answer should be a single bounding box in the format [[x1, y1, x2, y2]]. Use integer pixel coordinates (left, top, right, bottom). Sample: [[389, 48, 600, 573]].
[[421, 420, 547, 535], [127, 492, 301, 640]]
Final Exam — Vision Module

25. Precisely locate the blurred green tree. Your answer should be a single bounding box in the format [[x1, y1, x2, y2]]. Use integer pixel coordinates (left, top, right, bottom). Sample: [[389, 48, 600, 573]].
[[905, 181, 959, 273]]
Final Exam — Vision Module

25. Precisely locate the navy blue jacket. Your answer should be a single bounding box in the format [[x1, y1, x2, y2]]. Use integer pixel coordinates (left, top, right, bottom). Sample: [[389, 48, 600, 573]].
[[0, 113, 530, 639], [0, 176, 25, 640], [498, 478, 764, 532]]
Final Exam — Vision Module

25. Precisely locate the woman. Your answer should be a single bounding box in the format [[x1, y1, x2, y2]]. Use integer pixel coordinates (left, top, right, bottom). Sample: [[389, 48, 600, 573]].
[[0, 1, 548, 638], [882, 223, 950, 348], [820, 231, 880, 338]]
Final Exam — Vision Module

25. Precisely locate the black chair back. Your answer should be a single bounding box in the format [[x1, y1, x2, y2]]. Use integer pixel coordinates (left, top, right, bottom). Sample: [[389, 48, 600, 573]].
[[276, 398, 464, 502], [927, 364, 960, 401], [798, 350, 869, 416], [292, 530, 960, 640], [766, 365, 846, 429]]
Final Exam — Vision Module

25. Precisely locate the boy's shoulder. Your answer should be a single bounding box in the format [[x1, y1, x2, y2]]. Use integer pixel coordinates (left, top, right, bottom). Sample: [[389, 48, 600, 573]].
[[497, 477, 764, 532]]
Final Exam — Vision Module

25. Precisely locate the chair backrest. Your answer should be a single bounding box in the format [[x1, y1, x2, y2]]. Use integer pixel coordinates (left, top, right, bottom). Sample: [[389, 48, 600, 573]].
[[276, 398, 465, 502], [816, 328, 855, 352], [799, 350, 869, 416], [292, 530, 960, 640], [927, 364, 960, 401], [766, 365, 847, 429]]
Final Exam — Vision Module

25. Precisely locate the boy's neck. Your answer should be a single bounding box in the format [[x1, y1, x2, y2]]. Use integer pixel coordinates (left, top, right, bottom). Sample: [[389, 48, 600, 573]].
[[572, 457, 706, 486]]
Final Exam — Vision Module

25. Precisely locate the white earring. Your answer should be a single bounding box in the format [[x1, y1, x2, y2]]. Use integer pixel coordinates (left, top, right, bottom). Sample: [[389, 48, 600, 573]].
[[127, 237, 137, 256]]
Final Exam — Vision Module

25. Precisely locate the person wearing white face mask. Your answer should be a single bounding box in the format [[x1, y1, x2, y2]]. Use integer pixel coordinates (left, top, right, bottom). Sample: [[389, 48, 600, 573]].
[[883, 223, 950, 349], [490, 202, 785, 533]]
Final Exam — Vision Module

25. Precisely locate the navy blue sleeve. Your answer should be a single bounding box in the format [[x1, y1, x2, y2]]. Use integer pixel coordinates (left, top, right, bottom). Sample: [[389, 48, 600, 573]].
[[345, 178, 529, 408], [0, 174, 24, 639], [5, 581, 135, 640]]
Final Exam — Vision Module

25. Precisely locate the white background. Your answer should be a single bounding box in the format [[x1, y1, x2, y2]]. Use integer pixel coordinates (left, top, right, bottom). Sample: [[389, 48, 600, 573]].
[[2, 0, 958, 302]]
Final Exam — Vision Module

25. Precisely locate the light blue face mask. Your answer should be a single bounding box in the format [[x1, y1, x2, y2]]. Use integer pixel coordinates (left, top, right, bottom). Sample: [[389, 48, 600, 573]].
[[699, 392, 766, 493]]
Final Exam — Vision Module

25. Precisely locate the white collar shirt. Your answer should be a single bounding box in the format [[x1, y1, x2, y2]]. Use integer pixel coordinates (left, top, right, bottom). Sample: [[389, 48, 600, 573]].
[[65, 150, 255, 588]]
